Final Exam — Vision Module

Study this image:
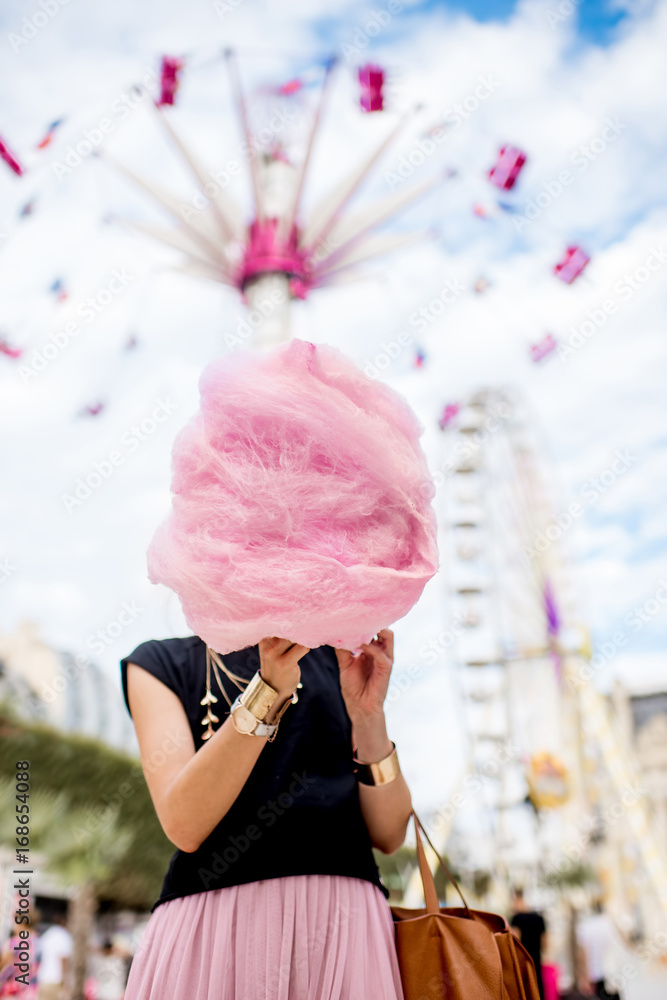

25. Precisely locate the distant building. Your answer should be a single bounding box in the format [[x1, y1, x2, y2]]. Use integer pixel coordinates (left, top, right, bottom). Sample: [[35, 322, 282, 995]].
[[0, 620, 136, 752], [612, 680, 667, 841]]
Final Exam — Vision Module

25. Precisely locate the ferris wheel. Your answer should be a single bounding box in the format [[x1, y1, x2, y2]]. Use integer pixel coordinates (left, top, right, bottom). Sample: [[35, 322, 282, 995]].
[[431, 390, 573, 894], [411, 387, 667, 946]]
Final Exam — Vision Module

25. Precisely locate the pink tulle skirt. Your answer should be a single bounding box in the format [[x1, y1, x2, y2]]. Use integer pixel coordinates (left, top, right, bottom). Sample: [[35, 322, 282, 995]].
[[124, 875, 404, 1000]]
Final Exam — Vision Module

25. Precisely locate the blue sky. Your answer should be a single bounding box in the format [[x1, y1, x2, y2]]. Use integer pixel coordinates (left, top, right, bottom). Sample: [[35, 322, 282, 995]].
[[422, 0, 630, 44]]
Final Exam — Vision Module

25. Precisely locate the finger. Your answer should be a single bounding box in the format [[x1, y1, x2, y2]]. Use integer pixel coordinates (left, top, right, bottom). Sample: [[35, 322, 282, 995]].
[[259, 636, 288, 652], [291, 643, 310, 657], [269, 638, 299, 655], [379, 628, 394, 658], [281, 642, 310, 661], [359, 642, 390, 666], [336, 648, 359, 668]]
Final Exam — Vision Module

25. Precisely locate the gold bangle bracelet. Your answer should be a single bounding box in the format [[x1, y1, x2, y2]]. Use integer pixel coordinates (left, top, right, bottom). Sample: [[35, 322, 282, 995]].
[[240, 672, 279, 721], [353, 742, 401, 786]]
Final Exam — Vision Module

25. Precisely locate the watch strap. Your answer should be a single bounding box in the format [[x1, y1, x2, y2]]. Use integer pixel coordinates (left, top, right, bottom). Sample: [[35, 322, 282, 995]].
[[230, 694, 278, 736]]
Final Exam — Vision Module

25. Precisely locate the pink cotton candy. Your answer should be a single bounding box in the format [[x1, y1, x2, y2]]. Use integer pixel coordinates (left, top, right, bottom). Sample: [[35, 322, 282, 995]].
[[147, 338, 438, 653]]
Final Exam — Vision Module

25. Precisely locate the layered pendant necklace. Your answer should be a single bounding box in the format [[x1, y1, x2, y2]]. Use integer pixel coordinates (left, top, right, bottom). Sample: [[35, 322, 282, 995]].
[[200, 645, 250, 741]]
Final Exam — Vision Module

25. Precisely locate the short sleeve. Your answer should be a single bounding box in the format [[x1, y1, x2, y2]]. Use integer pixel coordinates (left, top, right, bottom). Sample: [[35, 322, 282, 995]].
[[60, 930, 73, 958], [120, 639, 187, 718]]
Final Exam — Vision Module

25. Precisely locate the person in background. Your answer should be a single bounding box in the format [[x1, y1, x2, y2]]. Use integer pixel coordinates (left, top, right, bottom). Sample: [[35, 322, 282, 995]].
[[577, 901, 623, 999], [510, 888, 547, 1000], [89, 940, 128, 1000], [36, 913, 71, 1000]]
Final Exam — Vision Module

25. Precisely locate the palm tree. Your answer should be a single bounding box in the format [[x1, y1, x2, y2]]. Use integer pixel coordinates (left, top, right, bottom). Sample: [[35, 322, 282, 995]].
[[0, 780, 132, 999]]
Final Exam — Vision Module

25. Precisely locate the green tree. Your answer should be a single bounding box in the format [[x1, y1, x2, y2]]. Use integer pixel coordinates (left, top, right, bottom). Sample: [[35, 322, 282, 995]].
[[0, 707, 174, 999]]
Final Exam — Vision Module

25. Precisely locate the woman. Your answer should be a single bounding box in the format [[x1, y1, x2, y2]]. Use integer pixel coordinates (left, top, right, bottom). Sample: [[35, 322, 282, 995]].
[[120, 629, 411, 999]]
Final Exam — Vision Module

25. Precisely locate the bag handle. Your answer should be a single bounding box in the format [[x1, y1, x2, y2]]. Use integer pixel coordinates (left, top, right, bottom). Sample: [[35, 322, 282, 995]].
[[412, 810, 472, 915]]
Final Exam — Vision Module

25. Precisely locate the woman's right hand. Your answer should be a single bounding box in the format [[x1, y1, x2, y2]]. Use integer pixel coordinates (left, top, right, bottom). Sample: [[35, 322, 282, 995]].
[[258, 637, 309, 698]]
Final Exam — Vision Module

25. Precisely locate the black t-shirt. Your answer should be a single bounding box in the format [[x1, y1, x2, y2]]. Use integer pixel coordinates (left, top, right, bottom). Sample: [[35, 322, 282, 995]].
[[120, 636, 386, 911], [510, 910, 546, 970]]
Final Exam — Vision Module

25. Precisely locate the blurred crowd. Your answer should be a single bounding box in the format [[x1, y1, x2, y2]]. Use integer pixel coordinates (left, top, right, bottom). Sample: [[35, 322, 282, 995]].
[[508, 891, 626, 1000], [0, 910, 130, 1000]]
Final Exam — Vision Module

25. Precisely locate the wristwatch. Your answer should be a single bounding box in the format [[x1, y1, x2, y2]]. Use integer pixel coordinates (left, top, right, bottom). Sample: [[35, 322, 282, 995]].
[[230, 697, 278, 736]]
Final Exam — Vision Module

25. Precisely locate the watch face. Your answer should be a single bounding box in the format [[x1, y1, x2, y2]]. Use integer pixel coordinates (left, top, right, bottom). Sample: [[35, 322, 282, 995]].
[[233, 706, 258, 734]]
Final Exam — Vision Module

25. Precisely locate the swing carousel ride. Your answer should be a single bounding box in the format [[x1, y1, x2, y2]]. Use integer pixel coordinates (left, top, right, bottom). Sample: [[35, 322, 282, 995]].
[[100, 50, 448, 348]]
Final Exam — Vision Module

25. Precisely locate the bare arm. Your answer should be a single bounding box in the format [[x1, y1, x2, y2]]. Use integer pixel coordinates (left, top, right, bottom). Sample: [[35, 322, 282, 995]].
[[336, 630, 412, 854], [126, 638, 307, 853], [353, 711, 413, 854]]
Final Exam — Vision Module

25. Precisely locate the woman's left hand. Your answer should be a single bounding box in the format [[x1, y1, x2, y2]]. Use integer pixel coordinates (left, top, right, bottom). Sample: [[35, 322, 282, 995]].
[[335, 629, 394, 725], [336, 629, 411, 853]]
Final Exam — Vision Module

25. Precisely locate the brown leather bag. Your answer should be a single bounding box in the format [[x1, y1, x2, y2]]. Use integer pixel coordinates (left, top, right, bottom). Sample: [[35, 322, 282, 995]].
[[391, 813, 541, 1000]]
